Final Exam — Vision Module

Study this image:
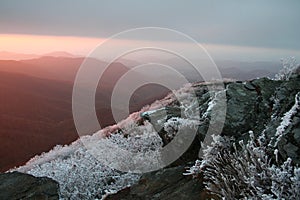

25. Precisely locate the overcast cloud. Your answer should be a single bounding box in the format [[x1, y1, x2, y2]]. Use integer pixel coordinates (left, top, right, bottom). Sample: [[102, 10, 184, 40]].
[[0, 0, 299, 50]]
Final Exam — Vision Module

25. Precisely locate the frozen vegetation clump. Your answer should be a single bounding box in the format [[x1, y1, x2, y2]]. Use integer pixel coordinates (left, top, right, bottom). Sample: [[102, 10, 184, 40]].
[[15, 138, 141, 199], [185, 131, 300, 199], [272, 92, 300, 147], [275, 57, 299, 81], [15, 121, 163, 199]]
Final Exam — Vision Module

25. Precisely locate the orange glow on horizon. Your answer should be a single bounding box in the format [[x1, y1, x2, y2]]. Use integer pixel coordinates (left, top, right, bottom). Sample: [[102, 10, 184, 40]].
[[0, 34, 106, 55]]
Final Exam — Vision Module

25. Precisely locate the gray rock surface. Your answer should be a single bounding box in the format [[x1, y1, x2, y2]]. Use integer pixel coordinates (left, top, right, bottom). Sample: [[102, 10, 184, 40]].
[[141, 106, 182, 145], [0, 171, 60, 200], [104, 166, 212, 200]]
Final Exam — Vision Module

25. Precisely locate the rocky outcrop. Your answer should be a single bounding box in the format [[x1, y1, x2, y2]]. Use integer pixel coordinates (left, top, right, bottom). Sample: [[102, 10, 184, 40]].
[[0, 171, 60, 200], [223, 77, 282, 137], [108, 75, 300, 199], [140, 106, 182, 145]]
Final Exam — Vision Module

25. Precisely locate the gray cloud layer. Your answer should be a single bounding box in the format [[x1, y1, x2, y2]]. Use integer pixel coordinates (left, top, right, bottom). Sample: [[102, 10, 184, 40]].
[[0, 0, 299, 50]]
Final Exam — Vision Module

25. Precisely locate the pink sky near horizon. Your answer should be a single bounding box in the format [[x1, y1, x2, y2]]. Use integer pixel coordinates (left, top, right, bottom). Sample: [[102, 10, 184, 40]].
[[1, 34, 300, 62], [0, 34, 106, 55]]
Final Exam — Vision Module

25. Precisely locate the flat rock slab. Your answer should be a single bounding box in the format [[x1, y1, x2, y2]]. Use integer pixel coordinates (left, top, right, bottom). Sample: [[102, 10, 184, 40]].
[[105, 166, 209, 200], [0, 171, 60, 200]]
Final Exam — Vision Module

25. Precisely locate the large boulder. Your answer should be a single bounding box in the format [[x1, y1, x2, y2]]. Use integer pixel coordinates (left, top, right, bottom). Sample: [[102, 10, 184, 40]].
[[223, 78, 282, 138], [104, 166, 212, 200], [0, 171, 60, 200]]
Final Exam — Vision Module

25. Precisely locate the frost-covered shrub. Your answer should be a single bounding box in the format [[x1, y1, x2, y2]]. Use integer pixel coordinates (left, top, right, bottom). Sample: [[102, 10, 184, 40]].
[[272, 92, 300, 147], [185, 132, 300, 199], [15, 121, 164, 199], [183, 159, 203, 178], [107, 131, 162, 153], [275, 57, 299, 81], [16, 138, 141, 199]]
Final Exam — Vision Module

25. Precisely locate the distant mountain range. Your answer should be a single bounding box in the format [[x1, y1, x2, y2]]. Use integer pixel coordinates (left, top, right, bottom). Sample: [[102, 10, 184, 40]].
[[0, 51, 282, 80], [0, 51, 78, 60]]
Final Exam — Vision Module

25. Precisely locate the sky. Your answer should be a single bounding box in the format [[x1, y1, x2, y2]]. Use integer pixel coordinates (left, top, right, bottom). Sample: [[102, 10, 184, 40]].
[[0, 0, 300, 61]]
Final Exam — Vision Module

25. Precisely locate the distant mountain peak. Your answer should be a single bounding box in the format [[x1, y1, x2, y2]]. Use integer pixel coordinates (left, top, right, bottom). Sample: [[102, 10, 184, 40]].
[[0, 51, 80, 61], [42, 51, 78, 58]]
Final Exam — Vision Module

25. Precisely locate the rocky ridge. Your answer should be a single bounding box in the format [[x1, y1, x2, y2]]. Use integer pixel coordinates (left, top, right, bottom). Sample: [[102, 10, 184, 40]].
[[107, 74, 300, 199]]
